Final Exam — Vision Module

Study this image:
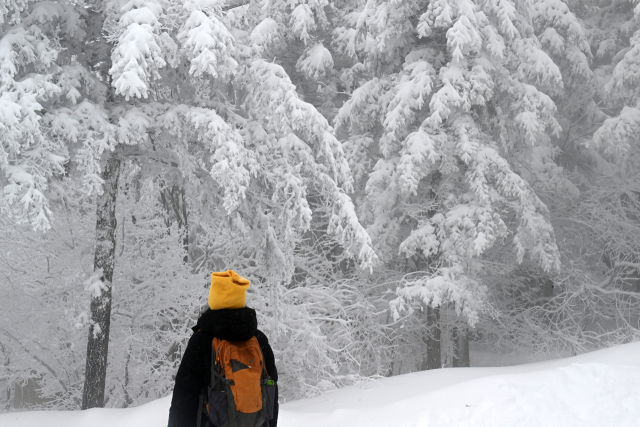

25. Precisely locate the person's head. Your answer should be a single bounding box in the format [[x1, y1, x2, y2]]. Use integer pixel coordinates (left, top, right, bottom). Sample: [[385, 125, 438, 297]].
[[208, 270, 250, 310]]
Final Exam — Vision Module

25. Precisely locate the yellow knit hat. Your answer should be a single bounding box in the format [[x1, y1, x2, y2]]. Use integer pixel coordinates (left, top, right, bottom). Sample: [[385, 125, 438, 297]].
[[208, 270, 250, 310]]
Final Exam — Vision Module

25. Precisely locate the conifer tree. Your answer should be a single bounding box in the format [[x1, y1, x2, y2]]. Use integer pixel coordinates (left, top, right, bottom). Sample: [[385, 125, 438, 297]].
[[329, 0, 584, 366]]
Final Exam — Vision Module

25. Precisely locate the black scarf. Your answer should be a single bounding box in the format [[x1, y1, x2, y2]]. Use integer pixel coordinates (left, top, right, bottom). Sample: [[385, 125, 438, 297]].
[[193, 307, 258, 341]]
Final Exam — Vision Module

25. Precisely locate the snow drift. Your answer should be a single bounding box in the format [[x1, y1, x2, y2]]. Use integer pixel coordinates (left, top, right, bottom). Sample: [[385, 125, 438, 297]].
[[2, 342, 639, 427]]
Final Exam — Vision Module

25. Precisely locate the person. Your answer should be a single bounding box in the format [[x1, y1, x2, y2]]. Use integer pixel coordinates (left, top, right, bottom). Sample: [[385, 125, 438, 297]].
[[168, 270, 279, 427]]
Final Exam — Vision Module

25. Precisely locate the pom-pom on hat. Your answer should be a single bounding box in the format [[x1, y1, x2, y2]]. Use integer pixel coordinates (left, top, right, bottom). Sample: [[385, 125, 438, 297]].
[[208, 270, 250, 310]]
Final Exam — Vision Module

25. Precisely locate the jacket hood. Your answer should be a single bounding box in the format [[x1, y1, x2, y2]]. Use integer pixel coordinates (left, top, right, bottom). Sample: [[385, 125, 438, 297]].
[[193, 307, 257, 341]]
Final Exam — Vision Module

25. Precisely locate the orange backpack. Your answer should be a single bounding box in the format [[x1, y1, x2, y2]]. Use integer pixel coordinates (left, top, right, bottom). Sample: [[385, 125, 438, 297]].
[[197, 336, 275, 427]]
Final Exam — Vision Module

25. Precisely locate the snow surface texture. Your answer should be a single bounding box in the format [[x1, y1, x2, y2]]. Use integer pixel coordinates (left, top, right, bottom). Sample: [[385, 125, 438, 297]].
[[2, 342, 639, 427]]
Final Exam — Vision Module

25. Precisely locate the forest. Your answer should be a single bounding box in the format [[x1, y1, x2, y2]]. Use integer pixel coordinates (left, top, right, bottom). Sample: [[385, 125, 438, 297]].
[[1, 0, 640, 412]]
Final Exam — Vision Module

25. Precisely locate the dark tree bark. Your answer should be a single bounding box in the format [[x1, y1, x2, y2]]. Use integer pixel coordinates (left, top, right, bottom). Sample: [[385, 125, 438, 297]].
[[542, 277, 555, 299], [421, 305, 441, 370], [159, 184, 189, 262], [426, 305, 441, 369], [452, 326, 470, 367], [82, 154, 121, 410]]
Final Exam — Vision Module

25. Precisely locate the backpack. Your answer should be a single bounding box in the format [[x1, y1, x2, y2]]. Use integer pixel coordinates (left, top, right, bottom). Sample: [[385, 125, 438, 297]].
[[197, 336, 276, 427]]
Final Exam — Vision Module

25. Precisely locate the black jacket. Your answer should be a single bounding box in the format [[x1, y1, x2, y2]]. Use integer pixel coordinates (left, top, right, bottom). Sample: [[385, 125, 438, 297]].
[[167, 308, 279, 427]]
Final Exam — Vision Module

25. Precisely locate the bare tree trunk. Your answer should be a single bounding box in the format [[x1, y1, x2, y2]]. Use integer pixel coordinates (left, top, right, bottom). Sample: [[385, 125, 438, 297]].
[[9, 383, 14, 411], [453, 326, 470, 367], [82, 154, 121, 410], [421, 305, 441, 370], [451, 326, 458, 367]]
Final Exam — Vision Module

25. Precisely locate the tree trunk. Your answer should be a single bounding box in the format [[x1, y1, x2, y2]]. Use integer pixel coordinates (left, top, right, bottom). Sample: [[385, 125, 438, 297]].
[[159, 184, 189, 262], [452, 326, 470, 367], [82, 154, 121, 410], [542, 277, 554, 299], [421, 305, 441, 370], [427, 306, 441, 369]]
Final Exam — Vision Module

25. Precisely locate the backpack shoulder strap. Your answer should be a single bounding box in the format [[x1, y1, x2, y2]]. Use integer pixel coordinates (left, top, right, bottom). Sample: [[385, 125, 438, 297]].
[[257, 344, 273, 385]]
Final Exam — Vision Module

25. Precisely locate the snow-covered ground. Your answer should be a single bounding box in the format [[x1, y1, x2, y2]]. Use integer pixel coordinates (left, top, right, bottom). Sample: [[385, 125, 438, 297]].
[[2, 342, 640, 427]]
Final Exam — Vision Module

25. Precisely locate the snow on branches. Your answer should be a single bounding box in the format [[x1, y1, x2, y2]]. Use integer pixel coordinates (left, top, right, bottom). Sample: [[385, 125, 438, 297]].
[[390, 266, 487, 327], [334, 0, 571, 320], [163, 104, 254, 212], [0, 24, 64, 230], [241, 59, 376, 269], [296, 43, 334, 80], [1, 0, 378, 282], [178, 0, 237, 78], [109, 0, 167, 99], [589, 5, 640, 165]]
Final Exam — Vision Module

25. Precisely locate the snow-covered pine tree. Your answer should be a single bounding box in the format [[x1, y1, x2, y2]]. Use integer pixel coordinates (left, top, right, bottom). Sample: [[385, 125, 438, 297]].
[[531, 0, 640, 354], [459, 0, 640, 360], [330, 0, 583, 368]]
